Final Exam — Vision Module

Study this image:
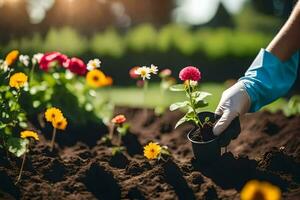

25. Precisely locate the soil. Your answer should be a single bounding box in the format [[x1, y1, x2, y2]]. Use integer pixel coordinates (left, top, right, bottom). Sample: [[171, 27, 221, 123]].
[[0, 107, 300, 200], [189, 124, 217, 142]]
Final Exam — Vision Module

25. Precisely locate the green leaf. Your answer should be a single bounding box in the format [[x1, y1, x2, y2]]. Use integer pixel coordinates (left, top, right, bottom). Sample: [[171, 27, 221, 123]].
[[117, 123, 130, 136], [169, 101, 189, 111], [194, 91, 212, 102], [7, 137, 29, 157], [111, 146, 125, 156], [194, 100, 208, 109], [175, 114, 191, 128], [169, 84, 185, 92]]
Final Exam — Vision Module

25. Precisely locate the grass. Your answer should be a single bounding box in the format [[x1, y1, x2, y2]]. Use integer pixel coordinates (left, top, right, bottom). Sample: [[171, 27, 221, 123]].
[[96, 82, 286, 113]]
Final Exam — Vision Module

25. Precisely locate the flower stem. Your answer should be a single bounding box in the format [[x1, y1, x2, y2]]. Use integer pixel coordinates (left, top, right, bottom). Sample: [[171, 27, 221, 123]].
[[29, 63, 35, 83], [50, 128, 57, 152], [16, 150, 26, 184], [187, 80, 203, 128], [109, 124, 115, 140], [143, 80, 148, 116]]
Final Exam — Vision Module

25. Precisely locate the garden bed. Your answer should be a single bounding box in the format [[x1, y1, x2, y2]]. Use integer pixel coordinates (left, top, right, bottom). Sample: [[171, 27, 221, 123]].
[[0, 107, 300, 200]]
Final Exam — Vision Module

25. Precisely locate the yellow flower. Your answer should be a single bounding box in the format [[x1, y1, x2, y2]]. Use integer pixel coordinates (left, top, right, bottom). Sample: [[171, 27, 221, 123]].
[[9, 72, 28, 89], [20, 131, 39, 141], [45, 107, 63, 123], [144, 142, 161, 160], [52, 116, 68, 130], [241, 180, 281, 200], [86, 69, 107, 88], [5, 50, 19, 66]]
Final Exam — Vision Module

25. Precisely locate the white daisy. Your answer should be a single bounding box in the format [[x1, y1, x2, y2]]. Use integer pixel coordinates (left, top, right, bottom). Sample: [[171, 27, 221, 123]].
[[135, 66, 151, 80], [87, 58, 101, 71], [19, 55, 30, 67], [32, 53, 43, 65], [149, 64, 158, 74], [0, 59, 8, 72]]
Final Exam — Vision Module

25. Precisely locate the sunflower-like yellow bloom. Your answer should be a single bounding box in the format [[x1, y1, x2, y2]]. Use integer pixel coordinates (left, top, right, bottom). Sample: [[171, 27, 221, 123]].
[[241, 180, 281, 200], [52, 116, 68, 130], [103, 76, 113, 86], [144, 142, 161, 160], [5, 50, 19, 66], [86, 69, 108, 88], [20, 130, 39, 141], [9, 72, 28, 89], [45, 107, 63, 123]]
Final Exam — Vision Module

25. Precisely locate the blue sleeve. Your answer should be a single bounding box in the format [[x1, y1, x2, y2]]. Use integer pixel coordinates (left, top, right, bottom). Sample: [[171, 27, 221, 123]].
[[239, 48, 299, 112]]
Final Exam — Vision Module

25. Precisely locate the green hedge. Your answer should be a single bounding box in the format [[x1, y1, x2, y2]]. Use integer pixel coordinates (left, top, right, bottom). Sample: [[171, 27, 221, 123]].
[[1, 24, 272, 59]]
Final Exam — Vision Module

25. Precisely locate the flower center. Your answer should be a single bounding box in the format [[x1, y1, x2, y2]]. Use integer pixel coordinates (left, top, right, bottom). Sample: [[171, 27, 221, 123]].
[[141, 70, 146, 76], [93, 76, 99, 81], [253, 190, 266, 200], [150, 149, 155, 153]]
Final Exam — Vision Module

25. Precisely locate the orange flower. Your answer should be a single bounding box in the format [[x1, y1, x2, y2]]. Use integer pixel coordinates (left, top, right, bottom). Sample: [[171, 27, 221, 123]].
[[86, 69, 107, 88], [52, 116, 68, 130], [241, 180, 281, 200], [103, 76, 113, 86], [111, 115, 126, 124], [5, 50, 19, 66]]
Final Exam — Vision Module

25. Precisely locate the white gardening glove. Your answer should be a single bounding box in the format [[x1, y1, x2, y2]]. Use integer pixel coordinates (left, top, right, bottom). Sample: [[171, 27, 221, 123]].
[[213, 81, 251, 136]]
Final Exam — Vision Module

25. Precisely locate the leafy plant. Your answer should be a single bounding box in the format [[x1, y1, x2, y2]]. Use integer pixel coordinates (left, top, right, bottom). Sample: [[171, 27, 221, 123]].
[[169, 66, 211, 129], [0, 51, 29, 158], [284, 95, 300, 117]]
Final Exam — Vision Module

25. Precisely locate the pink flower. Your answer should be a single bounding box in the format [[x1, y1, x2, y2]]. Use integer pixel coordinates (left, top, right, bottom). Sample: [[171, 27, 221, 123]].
[[159, 68, 172, 78], [129, 66, 140, 79], [39, 52, 68, 71], [179, 66, 201, 81], [66, 57, 87, 76]]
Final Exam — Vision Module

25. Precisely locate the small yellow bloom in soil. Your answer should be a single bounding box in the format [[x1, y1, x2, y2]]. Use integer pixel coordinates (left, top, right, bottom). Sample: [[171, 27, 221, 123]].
[[5, 50, 19, 66], [45, 107, 63, 123], [9, 72, 28, 89], [144, 142, 161, 160], [52, 116, 68, 130], [86, 69, 107, 88], [21, 131, 39, 141], [241, 180, 281, 200], [135, 66, 151, 80]]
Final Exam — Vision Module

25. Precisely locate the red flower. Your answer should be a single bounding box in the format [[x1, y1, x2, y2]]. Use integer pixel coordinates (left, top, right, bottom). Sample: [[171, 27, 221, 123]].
[[111, 115, 126, 124], [179, 66, 201, 81], [66, 57, 87, 76], [129, 66, 140, 79], [39, 52, 68, 71]]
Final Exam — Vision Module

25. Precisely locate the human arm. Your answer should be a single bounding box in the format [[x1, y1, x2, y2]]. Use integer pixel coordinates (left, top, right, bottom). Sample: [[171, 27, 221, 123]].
[[213, 1, 300, 135]]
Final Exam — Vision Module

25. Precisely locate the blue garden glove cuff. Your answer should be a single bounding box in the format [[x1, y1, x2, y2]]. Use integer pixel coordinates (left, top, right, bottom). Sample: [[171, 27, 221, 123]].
[[239, 48, 299, 112]]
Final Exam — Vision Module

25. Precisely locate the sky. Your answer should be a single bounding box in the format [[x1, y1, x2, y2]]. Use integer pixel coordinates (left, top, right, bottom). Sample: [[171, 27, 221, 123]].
[[174, 0, 248, 24]]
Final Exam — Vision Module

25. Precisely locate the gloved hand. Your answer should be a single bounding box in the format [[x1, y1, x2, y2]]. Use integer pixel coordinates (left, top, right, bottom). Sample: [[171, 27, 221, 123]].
[[213, 82, 250, 136], [213, 49, 299, 136]]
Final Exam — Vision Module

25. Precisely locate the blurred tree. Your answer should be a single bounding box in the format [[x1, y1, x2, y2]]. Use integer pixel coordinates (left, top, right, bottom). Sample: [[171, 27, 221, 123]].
[[0, 0, 173, 43]]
